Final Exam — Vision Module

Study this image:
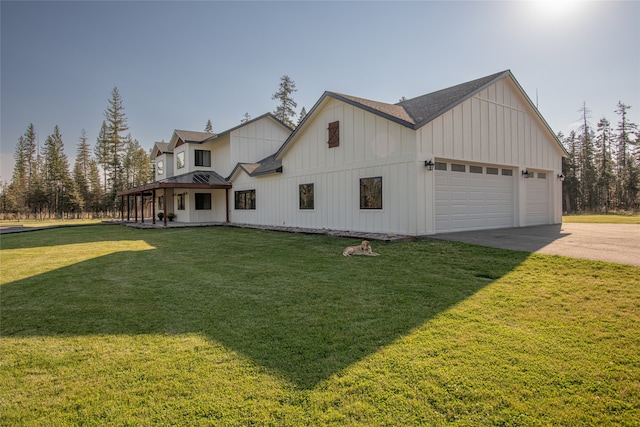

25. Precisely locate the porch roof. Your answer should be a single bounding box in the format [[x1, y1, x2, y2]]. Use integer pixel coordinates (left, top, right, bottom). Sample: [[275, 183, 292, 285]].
[[117, 170, 231, 196]]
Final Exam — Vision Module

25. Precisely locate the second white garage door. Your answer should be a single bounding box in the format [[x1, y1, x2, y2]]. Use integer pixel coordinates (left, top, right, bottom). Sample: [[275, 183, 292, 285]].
[[435, 162, 515, 233]]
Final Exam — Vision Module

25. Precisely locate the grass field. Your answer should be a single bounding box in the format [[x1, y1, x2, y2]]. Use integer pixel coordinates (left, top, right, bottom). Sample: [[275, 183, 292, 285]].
[[563, 213, 640, 224], [1, 225, 638, 426], [0, 218, 103, 228]]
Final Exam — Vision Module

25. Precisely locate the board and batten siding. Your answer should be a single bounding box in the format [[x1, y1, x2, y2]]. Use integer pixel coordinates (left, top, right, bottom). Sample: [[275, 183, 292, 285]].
[[416, 78, 564, 233], [417, 78, 562, 170], [230, 117, 290, 171], [231, 98, 419, 235]]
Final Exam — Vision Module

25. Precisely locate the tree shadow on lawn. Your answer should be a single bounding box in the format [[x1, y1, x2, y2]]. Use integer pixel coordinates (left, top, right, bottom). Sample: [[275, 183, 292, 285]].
[[1, 229, 531, 389]]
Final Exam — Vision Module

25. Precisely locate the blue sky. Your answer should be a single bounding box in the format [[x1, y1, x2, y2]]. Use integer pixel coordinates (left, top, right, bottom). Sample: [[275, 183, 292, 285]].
[[1, 0, 639, 182]]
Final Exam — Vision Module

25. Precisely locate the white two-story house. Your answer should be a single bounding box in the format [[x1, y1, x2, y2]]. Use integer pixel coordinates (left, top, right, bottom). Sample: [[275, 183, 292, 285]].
[[120, 70, 567, 236], [118, 113, 291, 225]]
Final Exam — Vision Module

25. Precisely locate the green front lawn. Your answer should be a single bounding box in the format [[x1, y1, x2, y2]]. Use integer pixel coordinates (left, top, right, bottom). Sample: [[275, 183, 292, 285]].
[[563, 213, 640, 224], [1, 226, 638, 426]]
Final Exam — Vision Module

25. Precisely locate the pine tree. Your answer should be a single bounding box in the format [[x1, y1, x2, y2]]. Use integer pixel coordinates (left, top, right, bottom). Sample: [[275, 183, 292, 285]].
[[94, 121, 110, 193], [73, 129, 92, 216], [10, 124, 38, 217], [297, 106, 307, 126], [561, 131, 581, 213], [272, 75, 297, 128], [123, 137, 151, 188], [104, 87, 129, 197], [88, 159, 104, 216], [614, 102, 639, 209], [577, 103, 597, 211], [594, 118, 615, 212], [42, 126, 71, 217], [205, 119, 213, 133]]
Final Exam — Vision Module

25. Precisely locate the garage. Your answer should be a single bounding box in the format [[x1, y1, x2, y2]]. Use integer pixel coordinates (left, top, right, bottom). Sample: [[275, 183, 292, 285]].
[[525, 171, 551, 225], [435, 161, 515, 233]]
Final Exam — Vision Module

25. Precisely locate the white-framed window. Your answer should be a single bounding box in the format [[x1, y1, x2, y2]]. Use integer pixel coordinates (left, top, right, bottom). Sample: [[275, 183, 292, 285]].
[[157, 160, 164, 175], [176, 152, 185, 169]]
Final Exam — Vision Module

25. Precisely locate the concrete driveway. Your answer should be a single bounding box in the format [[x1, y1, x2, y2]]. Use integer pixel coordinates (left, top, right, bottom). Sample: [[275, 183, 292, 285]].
[[431, 223, 640, 267]]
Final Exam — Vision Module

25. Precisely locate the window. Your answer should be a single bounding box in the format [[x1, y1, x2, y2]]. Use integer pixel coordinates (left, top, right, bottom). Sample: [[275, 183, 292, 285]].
[[157, 160, 164, 175], [177, 193, 185, 210], [470, 165, 483, 174], [235, 190, 256, 210], [435, 162, 447, 171], [502, 169, 513, 176], [451, 163, 466, 172], [176, 152, 185, 169], [328, 121, 339, 148], [195, 193, 212, 210], [158, 196, 164, 210], [360, 177, 382, 210], [299, 184, 314, 210], [487, 167, 499, 175], [195, 150, 211, 167], [538, 172, 547, 179]]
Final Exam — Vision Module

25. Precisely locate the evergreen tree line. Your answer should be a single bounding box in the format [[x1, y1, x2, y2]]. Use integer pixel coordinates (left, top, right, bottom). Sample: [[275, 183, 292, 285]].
[[1, 88, 152, 219], [2, 76, 301, 220], [560, 101, 639, 213]]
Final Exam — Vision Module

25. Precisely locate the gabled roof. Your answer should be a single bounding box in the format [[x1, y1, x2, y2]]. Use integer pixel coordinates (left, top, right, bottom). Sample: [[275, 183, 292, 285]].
[[277, 70, 566, 158], [397, 70, 508, 128], [174, 130, 216, 144], [227, 154, 283, 181], [202, 113, 293, 143], [152, 142, 172, 159]]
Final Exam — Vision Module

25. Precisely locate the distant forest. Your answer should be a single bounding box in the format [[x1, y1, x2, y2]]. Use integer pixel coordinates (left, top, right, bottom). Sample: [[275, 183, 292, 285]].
[[1, 88, 152, 219], [560, 102, 639, 213], [1, 90, 638, 219]]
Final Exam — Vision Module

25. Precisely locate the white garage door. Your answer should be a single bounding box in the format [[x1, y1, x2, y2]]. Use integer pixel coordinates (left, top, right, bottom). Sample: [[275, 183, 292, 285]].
[[435, 162, 515, 233], [525, 171, 551, 225]]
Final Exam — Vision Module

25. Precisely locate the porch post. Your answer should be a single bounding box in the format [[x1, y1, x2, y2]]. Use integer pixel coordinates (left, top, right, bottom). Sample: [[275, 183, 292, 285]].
[[120, 195, 125, 222], [134, 194, 138, 223], [126, 195, 131, 221], [225, 188, 230, 223], [141, 192, 145, 223], [163, 188, 168, 227], [152, 189, 156, 224]]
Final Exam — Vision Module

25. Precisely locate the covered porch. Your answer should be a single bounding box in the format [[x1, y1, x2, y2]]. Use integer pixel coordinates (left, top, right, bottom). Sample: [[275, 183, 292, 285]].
[[117, 171, 232, 227]]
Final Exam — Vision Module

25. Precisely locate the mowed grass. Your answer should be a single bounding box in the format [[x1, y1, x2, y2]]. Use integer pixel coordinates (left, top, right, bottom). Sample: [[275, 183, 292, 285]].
[[1, 226, 638, 426], [0, 218, 103, 228], [563, 213, 640, 224]]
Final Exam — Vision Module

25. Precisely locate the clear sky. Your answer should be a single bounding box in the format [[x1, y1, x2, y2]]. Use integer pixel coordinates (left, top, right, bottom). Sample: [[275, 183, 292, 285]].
[[1, 0, 639, 182]]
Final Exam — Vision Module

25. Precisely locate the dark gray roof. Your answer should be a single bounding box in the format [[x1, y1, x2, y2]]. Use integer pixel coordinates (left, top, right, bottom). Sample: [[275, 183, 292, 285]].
[[159, 170, 229, 186], [227, 154, 283, 180], [397, 70, 509, 128], [276, 70, 567, 158], [251, 154, 282, 176]]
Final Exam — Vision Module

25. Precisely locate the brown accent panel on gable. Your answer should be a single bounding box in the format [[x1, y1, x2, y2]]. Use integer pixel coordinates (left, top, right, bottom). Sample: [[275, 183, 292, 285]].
[[328, 121, 339, 148], [175, 138, 185, 147]]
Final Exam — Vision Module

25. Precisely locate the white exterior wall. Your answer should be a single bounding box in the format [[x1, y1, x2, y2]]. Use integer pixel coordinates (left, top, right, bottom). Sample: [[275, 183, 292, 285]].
[[174, 189, 227, 223], [154, 153, 173, 181], [231, 98, 419, 235], [416, 78, 564, 232], [230, 118, 290, 172]]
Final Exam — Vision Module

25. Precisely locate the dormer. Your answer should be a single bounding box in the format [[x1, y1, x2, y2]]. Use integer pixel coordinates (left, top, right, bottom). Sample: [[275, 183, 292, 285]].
[[152, 142, 173, 180]]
